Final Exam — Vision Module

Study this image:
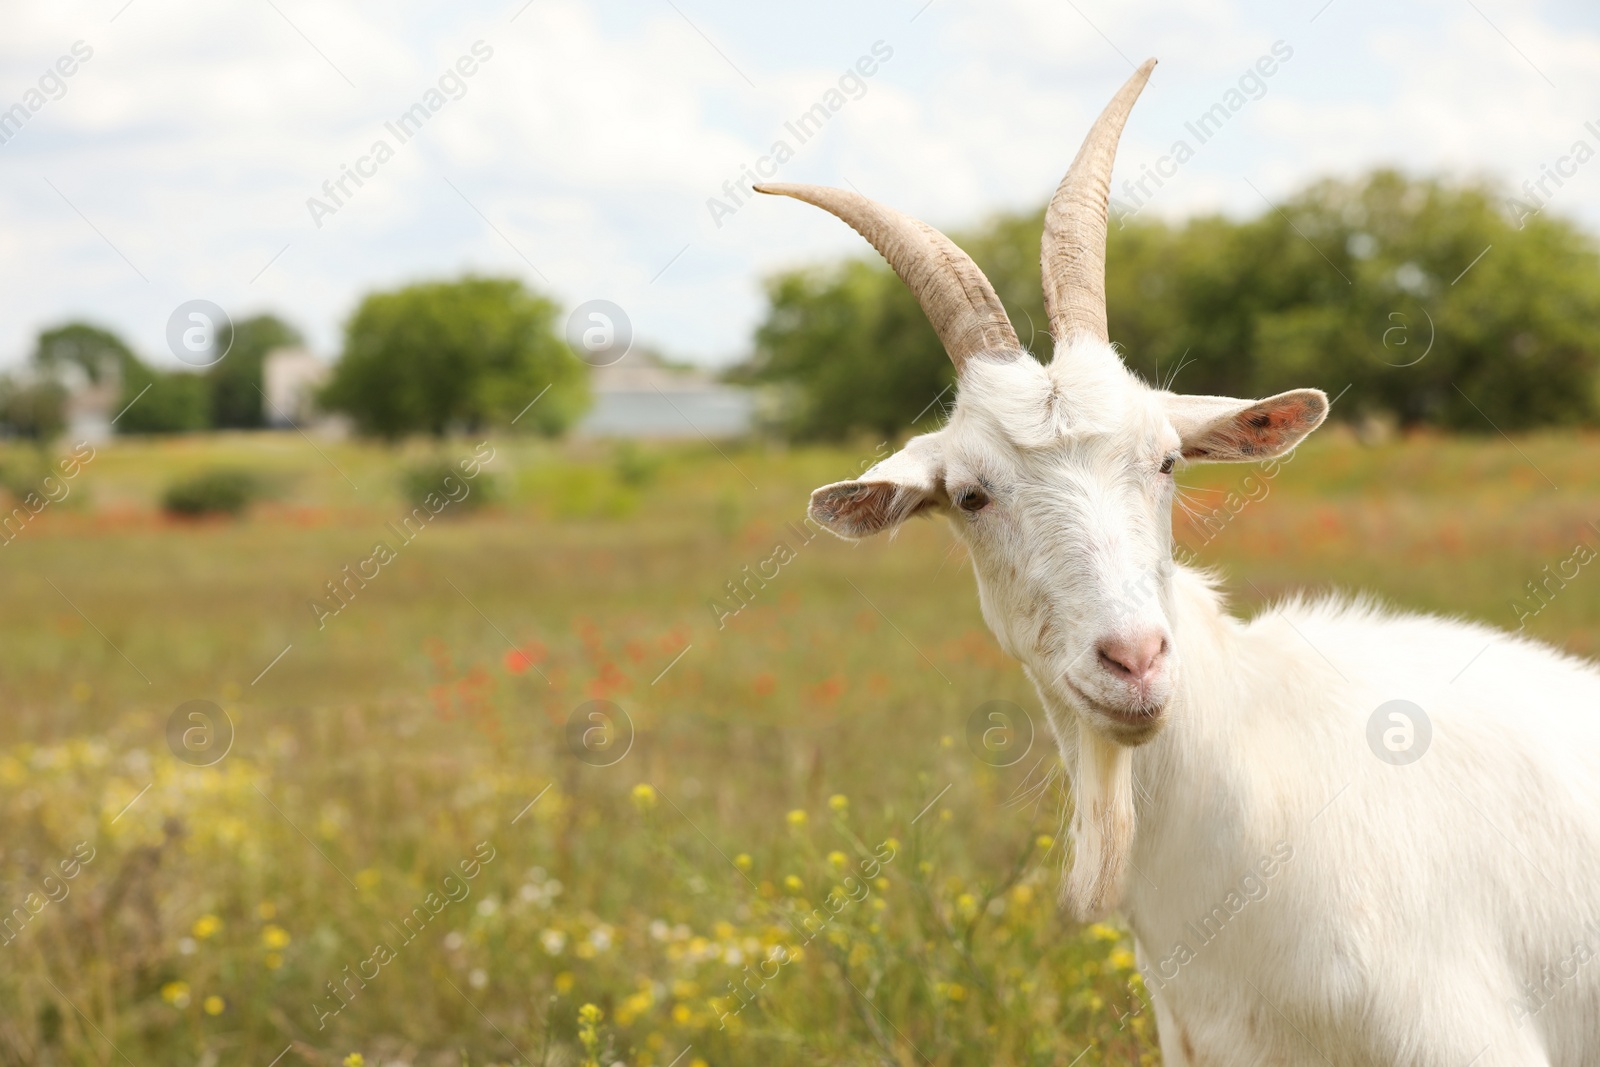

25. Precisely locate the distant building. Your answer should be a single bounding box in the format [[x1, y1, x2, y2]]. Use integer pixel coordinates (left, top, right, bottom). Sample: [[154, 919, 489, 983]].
[[62, 370, 118, 443], [262, 347, 329, 428], [578, 352, 754, 438]]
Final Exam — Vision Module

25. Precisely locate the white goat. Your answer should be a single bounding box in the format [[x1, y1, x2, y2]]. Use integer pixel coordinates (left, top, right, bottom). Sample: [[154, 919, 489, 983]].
[[759, 59, 1600, 1064]]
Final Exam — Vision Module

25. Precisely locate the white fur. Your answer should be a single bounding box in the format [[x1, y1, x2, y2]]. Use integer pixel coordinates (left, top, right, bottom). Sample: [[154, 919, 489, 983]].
[[1127, 572, 1600, 1064], [813, 338, 1600, 1064]]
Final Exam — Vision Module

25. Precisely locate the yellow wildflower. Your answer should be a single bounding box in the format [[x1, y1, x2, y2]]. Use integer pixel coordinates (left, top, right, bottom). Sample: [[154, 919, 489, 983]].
[[160, 981, 191, 1008], [827, 850, 848, 869], [827, 793, 848, 812], [785, 809, 806, 828], [554, 971, 575, 994], [203, 995, 224, 1015], [192, 914, 221, 939], [578, 1004, 603, 1067], [632, 783, 658, 811], [261, 924, 291, 949], [734, 853, 753, 871], [344, 1055, 364, 1067], [783, 875, 803, 893]]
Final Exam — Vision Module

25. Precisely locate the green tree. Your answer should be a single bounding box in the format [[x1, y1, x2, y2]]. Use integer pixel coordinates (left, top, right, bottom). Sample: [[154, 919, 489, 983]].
[[209, 314, 304, 429], [0, 378, 67, 441], [748, 170, 1600, 437], [753, 261, 952, 439], [34, 322, 137, 384], [30, 320, 212, 436], [323, 276, 589, 439], [115, 362, 209, 435]]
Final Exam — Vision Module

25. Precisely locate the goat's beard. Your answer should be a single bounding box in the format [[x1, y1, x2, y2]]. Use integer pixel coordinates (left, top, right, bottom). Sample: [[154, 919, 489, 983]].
[[1063, 719, 1136, 921]]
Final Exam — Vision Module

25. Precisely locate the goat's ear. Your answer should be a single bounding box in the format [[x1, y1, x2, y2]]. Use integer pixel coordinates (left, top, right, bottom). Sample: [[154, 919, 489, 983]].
[[808, 434, 946, 540], [1163, 389, 1328, 462]]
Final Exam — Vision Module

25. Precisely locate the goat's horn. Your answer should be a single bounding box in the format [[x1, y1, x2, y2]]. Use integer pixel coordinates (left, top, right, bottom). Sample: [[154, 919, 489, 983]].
[[1042, 58, 1157, 346], [755, 182, 1019, 373]]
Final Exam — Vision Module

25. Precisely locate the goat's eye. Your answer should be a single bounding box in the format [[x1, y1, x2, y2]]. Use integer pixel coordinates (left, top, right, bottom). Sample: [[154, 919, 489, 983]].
[[956, 487, 990, 513], [1159, 455, 1177, 475]]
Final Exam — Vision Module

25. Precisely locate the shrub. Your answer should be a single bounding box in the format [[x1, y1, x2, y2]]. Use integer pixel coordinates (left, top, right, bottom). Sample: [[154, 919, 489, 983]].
[[398, 458, 497, 514], [612, 441, 662, 488], [162, 468, 263, 517]]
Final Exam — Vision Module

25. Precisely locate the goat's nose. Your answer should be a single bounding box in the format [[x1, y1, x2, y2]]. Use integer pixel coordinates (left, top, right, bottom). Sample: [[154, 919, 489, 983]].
[[1097, 631, 1169, 685]]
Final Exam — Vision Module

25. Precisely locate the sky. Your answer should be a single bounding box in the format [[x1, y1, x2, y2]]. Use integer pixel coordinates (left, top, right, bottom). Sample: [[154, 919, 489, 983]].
[[1, 0, 1598, 371]]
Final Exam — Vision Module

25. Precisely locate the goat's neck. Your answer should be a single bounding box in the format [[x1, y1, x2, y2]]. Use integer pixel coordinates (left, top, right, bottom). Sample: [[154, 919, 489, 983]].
[[1121, 563, 1267, 933]]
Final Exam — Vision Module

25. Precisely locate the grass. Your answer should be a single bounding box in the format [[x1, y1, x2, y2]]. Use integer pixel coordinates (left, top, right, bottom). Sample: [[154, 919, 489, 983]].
[[0, 427, 1597, 1067]]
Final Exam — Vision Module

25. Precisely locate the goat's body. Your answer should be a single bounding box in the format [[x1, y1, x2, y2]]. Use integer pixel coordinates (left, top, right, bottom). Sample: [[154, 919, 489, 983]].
[[1126, 568, 1600, 1065], [766, 61, 1598, 1060]]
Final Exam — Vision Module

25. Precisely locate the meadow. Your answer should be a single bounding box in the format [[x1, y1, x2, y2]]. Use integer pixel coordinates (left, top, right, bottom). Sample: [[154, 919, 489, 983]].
[[1, 426, 1598, 1067]]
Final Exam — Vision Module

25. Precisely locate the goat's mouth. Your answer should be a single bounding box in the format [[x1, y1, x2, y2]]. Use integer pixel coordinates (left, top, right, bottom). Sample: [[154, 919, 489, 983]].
[[1061, 674, 1166, 745]]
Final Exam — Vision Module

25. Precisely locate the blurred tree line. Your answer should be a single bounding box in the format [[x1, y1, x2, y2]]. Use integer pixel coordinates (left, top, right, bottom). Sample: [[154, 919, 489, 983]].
[[0, 317, 304, 440], [745, 170, 1600, 438], [0, 276, 589, 442]]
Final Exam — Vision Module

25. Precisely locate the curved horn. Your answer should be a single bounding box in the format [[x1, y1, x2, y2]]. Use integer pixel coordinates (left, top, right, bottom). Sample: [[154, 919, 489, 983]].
[[1042, 58, 1157, 345], [755, 182, 1019, 373]]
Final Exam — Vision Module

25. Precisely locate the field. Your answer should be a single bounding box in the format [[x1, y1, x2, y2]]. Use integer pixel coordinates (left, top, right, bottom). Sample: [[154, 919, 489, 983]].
[[1, 427, 1598, 1067]]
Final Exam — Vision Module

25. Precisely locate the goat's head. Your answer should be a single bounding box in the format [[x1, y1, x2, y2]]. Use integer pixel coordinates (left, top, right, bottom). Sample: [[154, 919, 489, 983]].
[[761, 58, 1328, 918], [759, 59, 1326, 754]]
